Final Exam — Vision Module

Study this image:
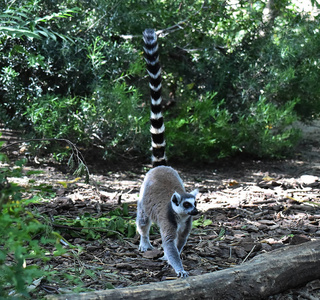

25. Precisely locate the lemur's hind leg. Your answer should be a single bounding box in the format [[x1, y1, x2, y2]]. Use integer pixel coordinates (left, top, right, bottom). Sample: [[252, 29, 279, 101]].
[[136, 202, 153, 251]]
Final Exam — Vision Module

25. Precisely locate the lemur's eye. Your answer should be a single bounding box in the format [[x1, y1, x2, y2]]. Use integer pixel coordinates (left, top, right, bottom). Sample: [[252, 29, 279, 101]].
[[183, 202, 192, 209]]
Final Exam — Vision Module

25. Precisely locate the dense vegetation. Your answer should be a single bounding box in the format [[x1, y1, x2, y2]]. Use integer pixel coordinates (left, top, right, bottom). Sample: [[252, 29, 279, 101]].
[[1, 0, 320, 162]]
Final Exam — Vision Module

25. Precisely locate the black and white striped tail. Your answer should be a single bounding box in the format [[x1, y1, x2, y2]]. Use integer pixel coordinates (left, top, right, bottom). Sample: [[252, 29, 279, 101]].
[[143, 29, 166, 167]]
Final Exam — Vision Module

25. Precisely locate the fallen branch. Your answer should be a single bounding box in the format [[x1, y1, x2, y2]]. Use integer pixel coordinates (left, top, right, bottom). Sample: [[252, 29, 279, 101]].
[[46, 240, 320, 300]]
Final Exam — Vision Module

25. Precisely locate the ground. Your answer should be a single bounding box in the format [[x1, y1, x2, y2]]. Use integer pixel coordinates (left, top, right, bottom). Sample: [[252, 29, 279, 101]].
[[2, 122, 320, 299]]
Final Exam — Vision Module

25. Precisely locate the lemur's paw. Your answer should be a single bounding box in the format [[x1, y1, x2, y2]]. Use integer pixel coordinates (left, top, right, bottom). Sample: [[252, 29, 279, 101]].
[[138, 243, 154, 252], [176, 269, 189, 278]]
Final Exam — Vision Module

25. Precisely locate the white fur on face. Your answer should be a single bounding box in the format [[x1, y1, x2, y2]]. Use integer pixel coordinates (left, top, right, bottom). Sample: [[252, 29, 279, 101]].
[[171, 196, 196, 216]]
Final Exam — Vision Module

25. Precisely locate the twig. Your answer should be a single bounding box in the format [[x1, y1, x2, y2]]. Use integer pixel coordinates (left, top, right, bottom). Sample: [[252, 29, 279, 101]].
[[251, 198, 288, 205], [119, 1, 207, 40], [40, 284, 60, 294], [83, 280, 99, 288], [228, 214, 240, 220], [1, 138, 91, 183], [156, 1, 206, 37], [165, 276, 178, 280], [242, 245, 256, 264]]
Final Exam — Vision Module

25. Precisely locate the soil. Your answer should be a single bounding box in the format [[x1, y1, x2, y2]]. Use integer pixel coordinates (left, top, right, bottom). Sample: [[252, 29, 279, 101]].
[[2, 121, 320, 299]]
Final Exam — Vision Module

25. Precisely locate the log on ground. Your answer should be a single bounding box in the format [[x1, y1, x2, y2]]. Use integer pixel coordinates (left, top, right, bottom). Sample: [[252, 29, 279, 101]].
[[46, 240, 320, 300]]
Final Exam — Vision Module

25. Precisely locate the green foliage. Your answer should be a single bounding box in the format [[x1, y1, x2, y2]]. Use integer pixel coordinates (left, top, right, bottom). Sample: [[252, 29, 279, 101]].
[[236, 97, 301, 158], [166, 92, 300, 161], [20, 81, 147, 160], [24, 95, 87, 141], [1, 0, 319, 161], [0, 136, 137, 296], [166, 91, 234, 160], [193, 216, 213, 228], [83, 82, 147, 154], [0, 4, 78, 40], [0, 145, 64, 298], [54, 203, 136, 239]]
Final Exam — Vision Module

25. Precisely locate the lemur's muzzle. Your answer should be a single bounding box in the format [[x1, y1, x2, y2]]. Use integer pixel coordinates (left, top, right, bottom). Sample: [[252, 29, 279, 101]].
[[188, 207, 199, 216]]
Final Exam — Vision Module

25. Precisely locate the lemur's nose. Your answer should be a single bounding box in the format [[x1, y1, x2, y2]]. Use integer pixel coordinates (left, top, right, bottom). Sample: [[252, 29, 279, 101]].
[[189, 207, 199, 216]]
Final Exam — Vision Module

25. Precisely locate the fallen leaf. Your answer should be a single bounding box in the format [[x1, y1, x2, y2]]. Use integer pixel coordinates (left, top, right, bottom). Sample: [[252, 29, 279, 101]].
[[228, 180, 239, 187], [57, 177, 81, 188], [263, 176, 275, 182]]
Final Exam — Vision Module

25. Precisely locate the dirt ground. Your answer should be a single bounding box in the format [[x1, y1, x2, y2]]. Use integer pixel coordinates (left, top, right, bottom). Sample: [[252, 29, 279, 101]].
[[2, 121, 320, 299]]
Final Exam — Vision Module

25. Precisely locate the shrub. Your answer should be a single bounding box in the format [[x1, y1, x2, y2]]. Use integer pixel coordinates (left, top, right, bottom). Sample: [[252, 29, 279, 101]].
[[236, 97, 301, 158], [165, 92, 300, 162], [166, 91, 235, 160], [1, 0, 318, 162], [23, 81, 149, 158]]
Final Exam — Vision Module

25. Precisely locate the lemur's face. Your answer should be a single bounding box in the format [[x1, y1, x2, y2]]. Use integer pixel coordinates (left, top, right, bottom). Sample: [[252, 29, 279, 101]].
[[182, 198, 198, 216], [171, 191, 199, 216]]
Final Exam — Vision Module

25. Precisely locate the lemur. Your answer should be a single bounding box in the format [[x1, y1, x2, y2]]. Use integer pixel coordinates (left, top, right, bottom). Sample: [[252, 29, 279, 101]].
[[136, 29, 199, 278]]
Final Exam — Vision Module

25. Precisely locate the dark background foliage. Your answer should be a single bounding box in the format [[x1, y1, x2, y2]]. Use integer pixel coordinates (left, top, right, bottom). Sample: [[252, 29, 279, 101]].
[[1, 0, 320, 162]]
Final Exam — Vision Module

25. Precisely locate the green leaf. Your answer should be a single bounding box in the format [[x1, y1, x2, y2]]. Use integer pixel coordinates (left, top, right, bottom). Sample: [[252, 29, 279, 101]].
[[0, 26, 41, 39], [15, 158, 27, 167], [0, 154, 9, 163], [203, 219, 213, 226]]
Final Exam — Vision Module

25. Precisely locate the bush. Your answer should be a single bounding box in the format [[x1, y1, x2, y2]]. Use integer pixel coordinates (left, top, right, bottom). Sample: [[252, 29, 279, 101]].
[[236, 97, 300, 158], [1, 0, 319, 162], [24, 81, 149, 158], [165, 92, 300, 162], [166, 91, 235, 160]]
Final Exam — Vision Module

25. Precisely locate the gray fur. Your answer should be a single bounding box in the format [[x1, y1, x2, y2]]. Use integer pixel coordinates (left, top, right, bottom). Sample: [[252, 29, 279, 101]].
[[136, 166, 199, 277]]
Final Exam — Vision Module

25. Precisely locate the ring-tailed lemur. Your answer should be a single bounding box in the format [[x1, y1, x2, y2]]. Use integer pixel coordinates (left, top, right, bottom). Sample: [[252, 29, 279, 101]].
[[136, 29, 199, 278]]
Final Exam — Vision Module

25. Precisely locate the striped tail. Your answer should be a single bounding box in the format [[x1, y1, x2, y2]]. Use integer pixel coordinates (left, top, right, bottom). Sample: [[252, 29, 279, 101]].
[[143, 29, 167, 167]]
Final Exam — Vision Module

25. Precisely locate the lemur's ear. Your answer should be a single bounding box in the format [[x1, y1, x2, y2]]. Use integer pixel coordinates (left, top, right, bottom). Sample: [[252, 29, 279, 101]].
[[171, 192, 181, 206], [190, 189, 199, 197]]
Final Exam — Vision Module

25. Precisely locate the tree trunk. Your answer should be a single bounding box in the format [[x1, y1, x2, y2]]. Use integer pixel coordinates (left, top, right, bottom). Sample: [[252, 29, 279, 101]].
[[46, 240, 320, 300]]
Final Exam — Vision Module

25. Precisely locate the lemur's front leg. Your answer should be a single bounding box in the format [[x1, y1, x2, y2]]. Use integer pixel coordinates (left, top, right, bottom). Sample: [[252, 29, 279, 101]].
[[162, 237, 188, 278]]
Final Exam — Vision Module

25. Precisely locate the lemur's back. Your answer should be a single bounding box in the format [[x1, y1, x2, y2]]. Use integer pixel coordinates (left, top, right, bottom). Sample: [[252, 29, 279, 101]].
[[140, 166, 185, 224]]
